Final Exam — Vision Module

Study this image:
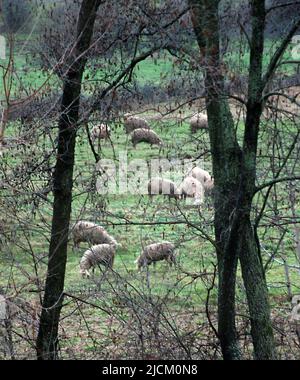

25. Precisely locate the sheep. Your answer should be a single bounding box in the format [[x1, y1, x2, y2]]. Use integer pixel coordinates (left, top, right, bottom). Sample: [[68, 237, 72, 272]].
[[0, 220, 5, 245], [0, 295, 6, 321], [71, 221, 118, 248], [130, 128, 163, 148], [124, 114, 150, 134], [79, 244, 116, 278], [190, 113, 208, 133], [148, 178, 180, 200], [135, 242, 176, 270], [91, 124, 111, 142], [291, 295, 300, 342], [189, 167, 214, 193], [177, 176, 205, 205], [0, 294, 18, 356]]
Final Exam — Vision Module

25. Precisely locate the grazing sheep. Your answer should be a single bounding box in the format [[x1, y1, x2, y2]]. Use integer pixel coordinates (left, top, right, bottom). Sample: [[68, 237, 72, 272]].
[[130, 128, 163, 148], [148, 178, 180, 200], [291, 295, 300, 341], [177, 176, 204, 205], [91, 124, 111, 142], [135, 242, 176, 270], [0, 220, 4, 245], [0, 295, 6, 321], [190, 113, 208, 133], [72, 221, 118, 248], [124, 114, 150, 134], [80, 244, 116, 278], [189, 167, 214, 192]]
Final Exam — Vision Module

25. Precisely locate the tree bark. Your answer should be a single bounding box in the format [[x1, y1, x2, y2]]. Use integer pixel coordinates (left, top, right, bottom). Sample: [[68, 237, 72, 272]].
[[36, 0, 100, 360], [238, 218, 276, 359], [189, 0, 276, 359], [238, 0, 276, 360], [189, 0, 242, 360]]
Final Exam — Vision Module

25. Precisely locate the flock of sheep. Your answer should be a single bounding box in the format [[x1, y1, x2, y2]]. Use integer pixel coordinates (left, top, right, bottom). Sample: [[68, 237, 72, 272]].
[[90, 112, 209, 147], [77, 112, 213, 278], [72, 221, 176, 278]]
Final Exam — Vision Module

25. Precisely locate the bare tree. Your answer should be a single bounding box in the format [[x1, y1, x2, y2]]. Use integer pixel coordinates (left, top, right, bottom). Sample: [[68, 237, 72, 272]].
[[36, 0, 102, 360], [188, 0, 300, 359], [1, 0, 300, 361]]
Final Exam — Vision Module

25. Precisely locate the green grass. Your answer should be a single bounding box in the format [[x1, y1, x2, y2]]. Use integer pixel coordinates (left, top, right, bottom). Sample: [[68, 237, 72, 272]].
[[1, 35, 297, 105], [1, 39, 299, 358], [1, 116, 298, 297], [134, 56, 175, 85], [1, 111, 299, 359], [224, 38, 299, 76]]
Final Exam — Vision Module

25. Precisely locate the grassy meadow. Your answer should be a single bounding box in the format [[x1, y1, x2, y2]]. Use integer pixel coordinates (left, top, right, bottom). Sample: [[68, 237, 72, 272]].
[[0, 39, 299, 359]]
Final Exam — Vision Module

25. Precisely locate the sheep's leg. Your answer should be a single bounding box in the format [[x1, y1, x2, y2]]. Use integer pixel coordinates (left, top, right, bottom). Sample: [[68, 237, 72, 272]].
[[152, 261, 158, 276], [146, 266, 151, 291], [171, 255, 176, 267], [73, 239, 80, 250], [166, 257, 173, 268], [109, 257, 114, 269]]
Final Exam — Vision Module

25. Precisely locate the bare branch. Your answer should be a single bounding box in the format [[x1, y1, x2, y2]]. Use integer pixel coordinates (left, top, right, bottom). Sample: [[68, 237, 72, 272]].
[[263, 17, 300, 89]]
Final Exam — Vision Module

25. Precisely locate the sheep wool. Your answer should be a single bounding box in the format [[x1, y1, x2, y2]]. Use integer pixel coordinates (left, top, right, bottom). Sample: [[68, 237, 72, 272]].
[[91, 124, 110, 142], [136, 242, 176, 269], [72, 221, 118, 248], [189, 167, 214, 192], [148, 178, 179, 199], [124, 114, 150, 134], [80, 244, 116, 278], [177, 176, 204, 204], [190, 113, 208, 133], [130, 128, 163, 148]]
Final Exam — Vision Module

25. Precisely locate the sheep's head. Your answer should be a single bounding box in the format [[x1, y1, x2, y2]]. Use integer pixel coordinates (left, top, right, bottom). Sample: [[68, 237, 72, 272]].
[[292, 295, 300, 307], [111, 241, 122, 249], [80, 268, 90, 278], [135, 256, 145, 270], [204, 178, 214, 192], [194, 197, 203, 206]]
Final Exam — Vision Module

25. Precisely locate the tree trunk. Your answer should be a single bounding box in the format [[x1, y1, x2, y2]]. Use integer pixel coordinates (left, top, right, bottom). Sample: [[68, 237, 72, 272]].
[[238, 0, 276, 359], [238, 217, 276, 359], [36, 0, 100, 360], [189, 0, 276, 359], [0, 108, 8, 145], [189, 0, 242, 360]]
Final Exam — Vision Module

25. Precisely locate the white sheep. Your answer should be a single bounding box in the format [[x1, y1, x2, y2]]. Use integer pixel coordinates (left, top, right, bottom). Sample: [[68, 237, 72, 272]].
[[291, 295, 300, 322], [0, 295, 6, 321], [189, 167, 214, 193], [79, 244, 116, 278], [290, 295, 300, 341], [190, 113, 208, 133], [124, 114, 150, 134], [71, 221, 118, 248], [177, 176, 205, 205], [130, 128, 163, 148], [91, 124, 111, 142], [148, 178, 180, 200], [135, 242, 176, 270]]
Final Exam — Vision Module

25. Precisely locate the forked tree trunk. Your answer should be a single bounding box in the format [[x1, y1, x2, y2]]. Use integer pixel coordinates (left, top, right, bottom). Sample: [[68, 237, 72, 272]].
[[189, 0, 276, 359], [238, 217, 276, 359], [36, 0, 100, 360]]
